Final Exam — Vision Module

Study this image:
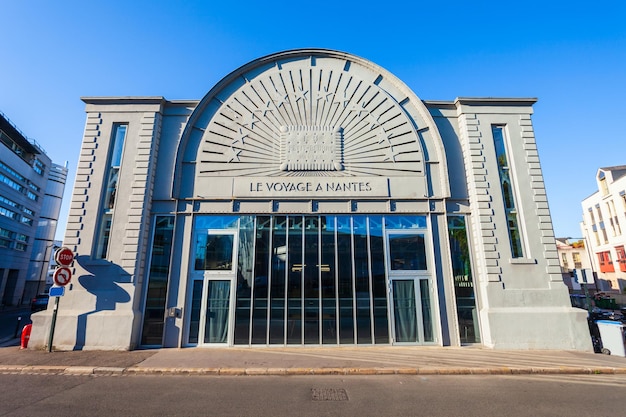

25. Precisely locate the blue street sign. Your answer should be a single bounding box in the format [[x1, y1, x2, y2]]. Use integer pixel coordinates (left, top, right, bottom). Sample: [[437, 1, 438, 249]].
[[49, 286, 65, 297]]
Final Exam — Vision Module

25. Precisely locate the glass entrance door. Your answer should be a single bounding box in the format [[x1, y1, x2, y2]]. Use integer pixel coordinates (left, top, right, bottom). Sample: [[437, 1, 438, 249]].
[[188, 228, 237, 345], [386, 231, 435, 344], [390, 278, 433, 343], [392, 280, 418, 342]]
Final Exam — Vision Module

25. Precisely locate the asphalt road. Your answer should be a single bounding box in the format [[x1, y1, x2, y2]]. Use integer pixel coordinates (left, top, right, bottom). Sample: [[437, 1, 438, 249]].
[[0, 373, 625, 416]]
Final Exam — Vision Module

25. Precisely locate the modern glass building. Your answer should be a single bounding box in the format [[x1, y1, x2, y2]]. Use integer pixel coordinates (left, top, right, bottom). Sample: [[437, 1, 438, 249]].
[[0, 111, 68, 306], [30, 49, 591, 351]]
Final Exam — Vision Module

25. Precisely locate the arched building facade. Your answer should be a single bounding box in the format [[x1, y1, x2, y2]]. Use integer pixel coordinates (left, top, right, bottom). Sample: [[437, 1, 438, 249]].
[[30, 49, 591, 351]]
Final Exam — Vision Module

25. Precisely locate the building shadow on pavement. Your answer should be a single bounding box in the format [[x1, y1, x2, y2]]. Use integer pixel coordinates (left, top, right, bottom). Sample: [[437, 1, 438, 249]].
[[74, 255, 132, 350]]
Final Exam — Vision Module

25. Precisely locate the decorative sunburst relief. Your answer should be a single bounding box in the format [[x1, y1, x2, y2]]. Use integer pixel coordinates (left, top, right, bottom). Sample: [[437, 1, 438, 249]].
[[193, 53, 432, 199], [279, 126, 343, 172], [192, 53, 440, 198]]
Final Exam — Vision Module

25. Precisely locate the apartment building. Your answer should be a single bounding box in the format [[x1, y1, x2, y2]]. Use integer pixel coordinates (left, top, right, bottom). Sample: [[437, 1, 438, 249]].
[[581, 166, 626, 292]]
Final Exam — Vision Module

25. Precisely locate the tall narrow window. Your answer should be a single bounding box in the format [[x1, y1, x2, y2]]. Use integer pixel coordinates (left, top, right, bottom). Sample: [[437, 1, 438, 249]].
[[492, 126, 523, 258], [588, 208, 600, 246], [616, 246, 626, 273], [33, 159, 45, 175], [598, 251, 615, 273], [599, 172, 609, 196], [141, 216, 175, 346], [609, 200, 621, 235], [596, 204, 608, 244], [95, 124, 127, 259], [448, 216, 480, 344]]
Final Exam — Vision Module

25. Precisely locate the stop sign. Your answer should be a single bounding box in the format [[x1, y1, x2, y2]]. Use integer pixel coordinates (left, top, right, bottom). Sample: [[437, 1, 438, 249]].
[[54, 247, 74, 266]]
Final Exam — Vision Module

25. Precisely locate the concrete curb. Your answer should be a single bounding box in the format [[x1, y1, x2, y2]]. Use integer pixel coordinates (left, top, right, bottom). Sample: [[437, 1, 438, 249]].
[[3, 365, 626, 376]]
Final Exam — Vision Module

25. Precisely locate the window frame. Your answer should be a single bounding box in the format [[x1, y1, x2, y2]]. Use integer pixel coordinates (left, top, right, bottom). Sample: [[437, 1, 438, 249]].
[[491, 125, 525, 258], [94, 123, 128, 259]]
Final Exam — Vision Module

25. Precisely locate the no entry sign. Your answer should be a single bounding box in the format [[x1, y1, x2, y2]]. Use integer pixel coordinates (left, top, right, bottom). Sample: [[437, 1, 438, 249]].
[[53, 267, 72, 286], [54, 247, 74, 266]]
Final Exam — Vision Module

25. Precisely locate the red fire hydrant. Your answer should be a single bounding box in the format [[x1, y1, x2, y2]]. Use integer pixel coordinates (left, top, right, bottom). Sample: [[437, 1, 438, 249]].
[[20, 324, 32, 349]]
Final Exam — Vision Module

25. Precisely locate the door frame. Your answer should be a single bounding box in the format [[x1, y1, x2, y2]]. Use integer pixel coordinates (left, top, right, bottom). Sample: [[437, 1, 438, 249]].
[[384, 229, 436, 345], [186, 229, 238, 347]]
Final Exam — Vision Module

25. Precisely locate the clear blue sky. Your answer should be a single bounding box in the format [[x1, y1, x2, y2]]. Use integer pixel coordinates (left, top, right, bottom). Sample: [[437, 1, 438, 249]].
[[2, 0, 625, 240]]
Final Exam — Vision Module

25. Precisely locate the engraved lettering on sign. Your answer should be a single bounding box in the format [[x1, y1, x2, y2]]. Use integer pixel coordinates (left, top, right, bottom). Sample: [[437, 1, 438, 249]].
[[280, 126, 344, 171]]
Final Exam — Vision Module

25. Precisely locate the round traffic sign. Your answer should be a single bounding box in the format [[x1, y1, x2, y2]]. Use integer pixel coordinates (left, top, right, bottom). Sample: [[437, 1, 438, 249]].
[[54, 247, 74, 266], [53, 267, 72, 286]]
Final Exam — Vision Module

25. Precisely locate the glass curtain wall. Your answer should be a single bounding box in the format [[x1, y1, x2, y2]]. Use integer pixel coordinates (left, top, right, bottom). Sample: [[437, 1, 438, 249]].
[[228, 214, 404, 345], [189, 214, 432, 346]]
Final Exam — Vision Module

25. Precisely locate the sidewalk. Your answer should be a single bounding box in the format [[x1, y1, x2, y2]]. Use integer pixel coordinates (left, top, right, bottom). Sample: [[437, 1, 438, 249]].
[[1, 340, 626, 376]]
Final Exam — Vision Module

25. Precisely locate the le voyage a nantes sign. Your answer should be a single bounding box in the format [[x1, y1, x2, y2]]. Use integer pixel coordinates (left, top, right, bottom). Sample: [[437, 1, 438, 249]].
[[233, 177, 390, 198]]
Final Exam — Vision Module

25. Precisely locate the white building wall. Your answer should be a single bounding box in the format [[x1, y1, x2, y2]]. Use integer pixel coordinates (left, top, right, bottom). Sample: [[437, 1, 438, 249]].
[[454, 99, 589, 350], [30, 99, 168, 350], [29, 49, 592, 351], [581, 167, 626, 292]]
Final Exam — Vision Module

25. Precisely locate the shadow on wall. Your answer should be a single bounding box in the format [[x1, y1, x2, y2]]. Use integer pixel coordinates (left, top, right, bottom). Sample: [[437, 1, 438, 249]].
[[74, 255, 132, 350]]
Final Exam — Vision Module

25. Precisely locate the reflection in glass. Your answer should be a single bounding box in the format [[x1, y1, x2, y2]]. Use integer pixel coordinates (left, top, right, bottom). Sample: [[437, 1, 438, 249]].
[[420, 279, 433, 342], [96, 214, 112, 259], [354, 216, 371, 344], [195, 216, 239, 230], [105, 168, 119, 209], [287, 216, 303, 344], [189, 280, 203, 344], [448, 216, 480, 343], [369, 216, 389, 343], [195, 215, 434, 345], [385, 215, 426, 229], [269, 217, 287, 343], [492, 125, 524, 258], [336, 216, 354, 344], [251, 217, 270, 344], [96, 124, 126, 259], [104, 124, 126, 212], [304, 216, 319, 344], [141, 216, 174, 346], [234, 216, 255, 344], [196, 234, 234, 271], [389, 234, 427, 270], [321, 216, 337, 344]]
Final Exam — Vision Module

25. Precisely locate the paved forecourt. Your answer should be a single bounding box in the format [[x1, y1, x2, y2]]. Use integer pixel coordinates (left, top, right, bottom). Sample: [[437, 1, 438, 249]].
[[0, 345, 625, 376]]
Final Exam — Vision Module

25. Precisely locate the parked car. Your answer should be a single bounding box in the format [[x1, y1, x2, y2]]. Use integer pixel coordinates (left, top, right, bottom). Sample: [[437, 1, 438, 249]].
[[30, 293, 49, 312]]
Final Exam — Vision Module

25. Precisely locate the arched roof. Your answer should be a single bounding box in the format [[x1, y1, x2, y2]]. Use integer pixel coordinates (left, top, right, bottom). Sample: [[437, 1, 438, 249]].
[[174, 49, 449, 200]]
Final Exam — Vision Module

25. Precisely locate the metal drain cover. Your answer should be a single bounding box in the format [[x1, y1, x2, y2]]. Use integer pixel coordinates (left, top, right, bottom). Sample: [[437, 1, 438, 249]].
[[311, 388, 349, 401]]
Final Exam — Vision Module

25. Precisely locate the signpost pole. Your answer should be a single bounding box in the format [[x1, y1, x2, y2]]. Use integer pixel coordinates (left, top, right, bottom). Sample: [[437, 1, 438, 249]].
[[47, 247, 74, 353], [47, 296, 60, 353]]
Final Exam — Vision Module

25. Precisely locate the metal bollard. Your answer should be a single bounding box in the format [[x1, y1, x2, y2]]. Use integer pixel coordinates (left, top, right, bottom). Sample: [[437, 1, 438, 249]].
[[14, 316, 22, 338]]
